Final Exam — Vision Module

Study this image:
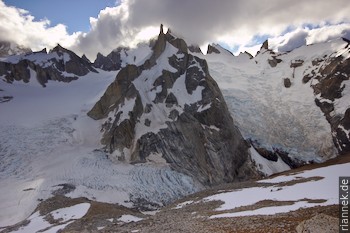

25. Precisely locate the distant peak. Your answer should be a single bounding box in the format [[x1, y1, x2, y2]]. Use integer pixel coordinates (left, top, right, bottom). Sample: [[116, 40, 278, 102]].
[[188, 45, 203, 54], [50, 44, 68, 54], [207, 44, 220, 54], [244, 51, 253, 59], [38, 48, 47, 54]]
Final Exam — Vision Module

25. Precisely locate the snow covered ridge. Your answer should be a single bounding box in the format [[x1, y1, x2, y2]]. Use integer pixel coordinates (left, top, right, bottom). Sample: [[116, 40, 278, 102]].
[[0, 44, 98, 87], [88, 26, 259, 186], [194, 37, 350, 162]]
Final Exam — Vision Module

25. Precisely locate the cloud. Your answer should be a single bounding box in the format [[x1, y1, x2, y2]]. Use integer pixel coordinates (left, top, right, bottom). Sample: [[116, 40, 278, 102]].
[[71, 0, 350, 59], [1, 0, 350, 60], [69, 5, 160, 60], [267, 23, 350, 52], [275, 30, 308, 52], [0, 1, 78, 51]]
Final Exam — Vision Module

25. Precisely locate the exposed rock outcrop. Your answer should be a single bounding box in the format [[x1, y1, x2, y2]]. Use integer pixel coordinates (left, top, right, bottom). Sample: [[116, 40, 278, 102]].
[[88, 27, 257, 186], [284, 78, 292, 88], [261, 40, 269, 50], [93, 48, 125, 71], [188, 45, 203, 54], [308, 39, 350, 154], [207, 44, 221, 54]]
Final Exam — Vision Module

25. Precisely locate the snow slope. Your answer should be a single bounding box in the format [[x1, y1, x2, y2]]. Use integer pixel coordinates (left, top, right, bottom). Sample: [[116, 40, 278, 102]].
[[194, 40, 347, 162], [0, 69, 201, 227], [205, 161, 349, 218]]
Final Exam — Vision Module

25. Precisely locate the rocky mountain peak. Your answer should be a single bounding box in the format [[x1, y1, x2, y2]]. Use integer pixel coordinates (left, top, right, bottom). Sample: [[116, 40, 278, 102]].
[[88, 28, 258, 186], [207, 44, 220, 54], [50, 44, 72, 55], [261, 40, 269, 50], [188, 45, 203, 54], [0, 44, 97, 87], [81, 54, 91, 63]]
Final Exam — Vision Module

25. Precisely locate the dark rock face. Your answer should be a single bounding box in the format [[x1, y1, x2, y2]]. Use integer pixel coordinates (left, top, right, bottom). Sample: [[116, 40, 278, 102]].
[[306, 39, 350, 154], [261, 40, 269, 50], [88, 29, 257, 186], [81, 54, 91, 63], [50, 44, 98, 76], [284, 78, 292, 88], [188, 45, 203, 54], [290, 59, 304, 68], [268, 56, 282, 67], [249, 139, 303, 169], [0, 44, 97, 87], [93, 48, 126, 71], [244, 51, 254, 59]]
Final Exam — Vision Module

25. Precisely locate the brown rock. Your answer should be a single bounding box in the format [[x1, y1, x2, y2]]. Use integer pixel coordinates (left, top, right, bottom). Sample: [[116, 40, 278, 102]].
[[296, 213, 338, 233]]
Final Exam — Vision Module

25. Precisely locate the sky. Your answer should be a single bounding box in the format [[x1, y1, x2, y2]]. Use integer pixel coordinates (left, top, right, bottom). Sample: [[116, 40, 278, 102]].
[[1, 0, 350, 61]]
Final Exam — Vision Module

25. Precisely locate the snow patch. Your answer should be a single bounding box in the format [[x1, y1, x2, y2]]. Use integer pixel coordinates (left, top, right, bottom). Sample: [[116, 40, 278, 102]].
[[197, 103, 211, 112], [11, 203, 90, 233], [117, 215, 143, 223], [250, 147, 290, 176], [205, 162, 350, 218], [173, 200, 194, 209], [171, 73, 204, 108], [51, 203, 91, 222]]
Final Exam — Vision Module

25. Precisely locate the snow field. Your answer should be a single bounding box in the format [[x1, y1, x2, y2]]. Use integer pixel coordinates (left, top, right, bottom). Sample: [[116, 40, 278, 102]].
[[0, 67, 201, 227], [195, 40, 348, 162], [205, 162, 350, 218]]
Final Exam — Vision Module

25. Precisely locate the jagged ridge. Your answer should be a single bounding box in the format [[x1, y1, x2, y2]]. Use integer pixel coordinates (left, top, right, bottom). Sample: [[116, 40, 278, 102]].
[[0, 44, 97, 87]]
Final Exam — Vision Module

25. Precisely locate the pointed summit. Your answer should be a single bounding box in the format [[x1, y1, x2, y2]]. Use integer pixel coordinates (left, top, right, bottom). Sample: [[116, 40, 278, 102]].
[[160, 24, 164, 34], [261, 40, 269, 50], [50, 44, 65, 53], [81, 54, 91, 63], [207, 44, 220, 54]]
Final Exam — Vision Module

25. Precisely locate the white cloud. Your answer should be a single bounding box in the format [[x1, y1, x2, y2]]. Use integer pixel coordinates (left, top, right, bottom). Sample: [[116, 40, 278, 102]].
[[234, 23, 350, 56], [71, 0, 350, 59], [1, 0, 350, 60], [0, 1, 78, 51]]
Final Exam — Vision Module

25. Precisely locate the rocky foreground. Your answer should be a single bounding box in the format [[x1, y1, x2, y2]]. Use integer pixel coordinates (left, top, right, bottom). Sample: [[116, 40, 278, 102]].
[[3, 154, 348, 233]]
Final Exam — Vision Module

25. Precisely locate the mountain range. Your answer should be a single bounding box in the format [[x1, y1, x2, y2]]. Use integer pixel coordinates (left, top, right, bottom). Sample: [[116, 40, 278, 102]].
[[0, 25, 349, 232]]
